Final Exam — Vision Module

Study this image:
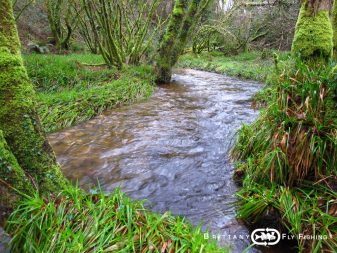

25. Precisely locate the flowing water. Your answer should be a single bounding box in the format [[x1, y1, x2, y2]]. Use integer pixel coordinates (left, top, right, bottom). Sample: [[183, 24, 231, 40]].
[[49, 69, 263, 252]]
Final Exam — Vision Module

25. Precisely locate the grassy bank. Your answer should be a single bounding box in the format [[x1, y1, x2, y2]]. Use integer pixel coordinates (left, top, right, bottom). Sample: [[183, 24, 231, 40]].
[[177, 51, 290, 82], [24, 54, 154, 133], [232, 58, 337, 252], [5, 185, 226, 253], [27, 51, 284, 134]]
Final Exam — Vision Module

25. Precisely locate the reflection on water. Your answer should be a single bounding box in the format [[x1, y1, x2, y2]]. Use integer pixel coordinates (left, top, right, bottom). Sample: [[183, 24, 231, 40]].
[[49, 69, 262, 252]]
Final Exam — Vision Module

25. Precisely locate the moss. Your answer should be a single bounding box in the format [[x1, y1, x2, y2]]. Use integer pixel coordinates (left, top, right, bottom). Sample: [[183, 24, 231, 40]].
[[333, 0, 337, 51], [0, 0, 66, 194], [172, 4, 184, 16], [0, 130, 33, 221], [0, 0, 21, 55], [155, 0, 211, 83], [0, 48, 22, 67], [292, 2, 333, 61], [155, 0, 187, 83], [0, 47, 66, 192], [171, 0, 200, 66]]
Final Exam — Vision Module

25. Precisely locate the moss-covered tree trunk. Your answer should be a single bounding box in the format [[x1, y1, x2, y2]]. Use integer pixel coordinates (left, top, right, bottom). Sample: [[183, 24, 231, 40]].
[[171, 0, 203, 65], [332, 0, 337, 53], [0, 0, 66, 201], [46, 0, 63, 48], [46, 0, 74, 50], [155, 0, 188, 83], [0, 131, 33, 224], [155, 0, 211, 83], [291, 0, 333, 61]]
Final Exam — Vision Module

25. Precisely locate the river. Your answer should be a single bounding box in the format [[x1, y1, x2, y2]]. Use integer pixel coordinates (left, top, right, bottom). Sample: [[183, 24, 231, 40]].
[[49, 69, 262, 252]]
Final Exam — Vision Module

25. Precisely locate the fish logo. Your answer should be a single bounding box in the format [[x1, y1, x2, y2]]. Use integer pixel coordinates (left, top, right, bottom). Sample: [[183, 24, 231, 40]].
[[251, 228, 281, 246]]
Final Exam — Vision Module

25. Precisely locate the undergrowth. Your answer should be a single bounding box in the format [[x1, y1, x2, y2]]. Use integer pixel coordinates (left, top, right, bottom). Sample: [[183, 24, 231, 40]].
[[24, 54, 115, 92], [23, 54, 155, 132], [232, 59, 337, 252], [5, 185, 226, 253]]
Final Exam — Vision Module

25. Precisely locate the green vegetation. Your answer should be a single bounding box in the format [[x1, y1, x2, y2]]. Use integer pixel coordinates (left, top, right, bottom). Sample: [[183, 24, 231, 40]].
[[23, 54, 155, 133], [291, 1, 333, 61], [232, 59, 337, 252], [236, 182, 337, 251], [79, 0, 164, 68], [232, 2, 337, 251], [0, 0, 66, 204], [0, 130, 33, 211], [155, 0, 212, 83], [178, 51, 290, 82], [4, 49, 227, 253], [155, 0, 188, 83], [45, 0, 75, 50], [3, 0, 337, 251], [333, 0, 337, 52], [5, 184, 226, 253]]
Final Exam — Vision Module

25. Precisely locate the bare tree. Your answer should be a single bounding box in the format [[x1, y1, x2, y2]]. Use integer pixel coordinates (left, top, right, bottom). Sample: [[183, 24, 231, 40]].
[[13, 0, 35, 21], [79, 0, 166, 69], [45, 0, 78, 50]]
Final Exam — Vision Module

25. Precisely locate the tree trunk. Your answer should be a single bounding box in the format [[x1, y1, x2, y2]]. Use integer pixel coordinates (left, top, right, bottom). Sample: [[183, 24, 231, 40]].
[[291, 0, 333, 61], [46, 0, 73, 51], [155, 0, 211, 83], [46, 0, 63, 48], [332, 0, 337, 53], [0, 131, 33, 224], [0, 0, 66, 199], [171, 0, 205, 65], [155, 0, 189, 83]]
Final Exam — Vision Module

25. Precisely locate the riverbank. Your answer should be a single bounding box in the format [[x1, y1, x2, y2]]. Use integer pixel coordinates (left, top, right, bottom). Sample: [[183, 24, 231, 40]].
[[179, 51, 337, 252], [177, 51, 290, 82], [5, 185, 226, 253], [25, 52, 277, 134], [24, 54, 155, 133], [231, 57, 337, 252]]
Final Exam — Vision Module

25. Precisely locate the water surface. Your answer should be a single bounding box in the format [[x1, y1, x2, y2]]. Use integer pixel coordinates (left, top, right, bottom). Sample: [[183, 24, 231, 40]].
[[49, 69, 261, 252]]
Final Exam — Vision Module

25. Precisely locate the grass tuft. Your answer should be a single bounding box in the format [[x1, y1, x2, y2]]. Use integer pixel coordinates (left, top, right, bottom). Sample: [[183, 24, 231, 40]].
[[5, 184, 226, 253], [232, 58, 337, 252]]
